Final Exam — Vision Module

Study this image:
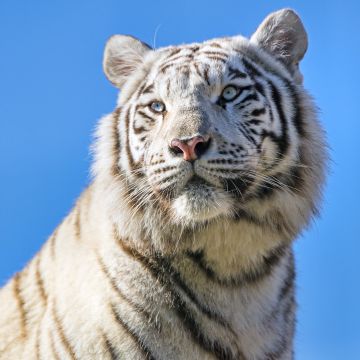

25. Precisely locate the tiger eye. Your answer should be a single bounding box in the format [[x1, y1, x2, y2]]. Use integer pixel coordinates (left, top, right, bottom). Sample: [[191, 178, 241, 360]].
[[221, 85, 239, 101], [150, 101, 166, 113]]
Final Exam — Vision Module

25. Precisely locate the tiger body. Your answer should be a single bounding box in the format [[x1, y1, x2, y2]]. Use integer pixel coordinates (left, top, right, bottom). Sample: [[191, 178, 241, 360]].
[[0, 9, 326, 360]]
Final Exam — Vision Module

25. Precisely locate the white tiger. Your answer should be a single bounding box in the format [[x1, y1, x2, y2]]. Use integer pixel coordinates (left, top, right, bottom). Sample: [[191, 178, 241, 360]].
[[0, 8, 327, 360]]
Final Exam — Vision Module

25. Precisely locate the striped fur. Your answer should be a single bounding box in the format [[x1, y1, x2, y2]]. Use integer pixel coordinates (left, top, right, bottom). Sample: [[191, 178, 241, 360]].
[[0, 9, 327, 360]]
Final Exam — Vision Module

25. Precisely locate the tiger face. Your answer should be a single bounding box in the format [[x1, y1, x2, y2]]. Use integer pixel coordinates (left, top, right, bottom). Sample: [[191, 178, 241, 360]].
[[101, 10, 324, 229]]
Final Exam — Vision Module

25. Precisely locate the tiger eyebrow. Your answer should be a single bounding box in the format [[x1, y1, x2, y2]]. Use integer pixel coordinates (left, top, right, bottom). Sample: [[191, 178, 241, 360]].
[[141, 83, 155, 95], [228, 66, 247, 80]]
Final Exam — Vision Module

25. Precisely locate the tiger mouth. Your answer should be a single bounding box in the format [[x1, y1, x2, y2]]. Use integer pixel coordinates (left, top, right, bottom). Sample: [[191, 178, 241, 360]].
[[182, 173, 251, 201]]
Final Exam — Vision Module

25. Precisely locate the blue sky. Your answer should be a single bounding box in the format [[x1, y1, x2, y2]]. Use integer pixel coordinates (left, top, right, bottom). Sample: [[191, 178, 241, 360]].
[[0, 0, 359, 358]]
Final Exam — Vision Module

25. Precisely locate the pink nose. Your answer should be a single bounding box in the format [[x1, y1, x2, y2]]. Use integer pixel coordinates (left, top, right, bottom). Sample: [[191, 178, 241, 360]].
[[170, 136, 209, 161]]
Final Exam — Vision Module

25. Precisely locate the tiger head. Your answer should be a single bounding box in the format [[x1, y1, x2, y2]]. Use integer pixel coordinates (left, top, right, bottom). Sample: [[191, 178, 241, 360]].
[[95, 9, 326, 239]]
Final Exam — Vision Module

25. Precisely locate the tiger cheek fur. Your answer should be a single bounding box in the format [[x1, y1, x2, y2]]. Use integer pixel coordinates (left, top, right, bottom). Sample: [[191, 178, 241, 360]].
[[0, 9, 326, 360]]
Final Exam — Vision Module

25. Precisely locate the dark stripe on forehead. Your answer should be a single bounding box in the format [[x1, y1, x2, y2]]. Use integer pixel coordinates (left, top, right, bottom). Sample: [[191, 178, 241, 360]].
[[159, 54, 194, 73], [228, 66, 247, 80], [142, 83, 154, 95], [207, 42, 223, 48], [203, 64, 211, 85], [193, 62, 203, 79], [199, 51, 229, 58], [204, 56, 227, 64], [189, 45, 200, 52], [166, 47, 182, 59]]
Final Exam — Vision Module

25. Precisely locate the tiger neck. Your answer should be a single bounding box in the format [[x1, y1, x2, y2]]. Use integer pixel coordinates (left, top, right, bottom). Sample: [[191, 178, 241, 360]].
[[92, 179, 294, 282]]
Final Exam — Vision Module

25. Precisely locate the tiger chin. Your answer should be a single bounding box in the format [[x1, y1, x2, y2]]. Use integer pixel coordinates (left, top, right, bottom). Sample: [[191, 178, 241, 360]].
[[0, 8, 327, 360]]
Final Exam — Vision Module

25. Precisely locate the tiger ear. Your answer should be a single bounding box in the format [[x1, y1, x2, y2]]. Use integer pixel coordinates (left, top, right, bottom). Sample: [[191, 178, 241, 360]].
[[103, 35, 152, 88], [250, 9, 308, 76]]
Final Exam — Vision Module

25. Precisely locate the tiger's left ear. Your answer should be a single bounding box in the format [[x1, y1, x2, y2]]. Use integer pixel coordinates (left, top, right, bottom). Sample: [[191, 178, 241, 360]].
[[250, 9, 308, 82]]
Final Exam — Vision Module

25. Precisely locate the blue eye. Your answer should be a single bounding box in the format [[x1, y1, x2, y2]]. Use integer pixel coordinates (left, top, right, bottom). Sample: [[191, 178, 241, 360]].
[[221, 85, 239, 101], [150, 101, 166, 113]]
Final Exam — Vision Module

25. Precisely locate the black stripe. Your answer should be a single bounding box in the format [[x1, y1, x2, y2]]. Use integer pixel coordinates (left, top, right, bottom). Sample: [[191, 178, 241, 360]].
[[160, 63, 176, 73], [158, 256, 230, 327], [74, 207, 81, 240], [124, 107, 136, 171], [243, 54, 305, 137], [283, 80, 305, 136], [186, 244, 287, 287], [278, 254, 295, 303], [137, 110, 155, 122], [238, 125, 257, 147], [102, 332, 120, 360], [165, 47, 182, 59], [228, 66, 247, 79], [141, 83, 154, 95], [200, 51, 229, 57], [166, 79, 171, 97], [193, 62, 203, 79], [133, 126, 147, 134], [237, 93, 258, 105], [160, 55, 193, 72], [111, 107, 122, 177], [246, 119, 261, 125], [205, 56, 227, 64], [111, 304, 156, 360], [242, 57, 261, 77], [49, 226, 60, 260], [254, 81, 265, 96], [267, 81, 289, 158], [115, 235, 244, 360], [203, 64, 211, 85], [49, 331, 61, 360], [96, 254, 160, 332], [35, 324, 42, 360], [208, 42, 223, 48], [52, 304, 78, 360], [251, 108, 266, 117], [135, 82, 148, 99], [13, 273, 27, 338], [223, 177, 252, 198], [35, 257, 47, 305]]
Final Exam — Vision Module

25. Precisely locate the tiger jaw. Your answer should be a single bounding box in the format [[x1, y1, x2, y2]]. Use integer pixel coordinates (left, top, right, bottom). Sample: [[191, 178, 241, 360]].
[[170, 178, 235, 224]]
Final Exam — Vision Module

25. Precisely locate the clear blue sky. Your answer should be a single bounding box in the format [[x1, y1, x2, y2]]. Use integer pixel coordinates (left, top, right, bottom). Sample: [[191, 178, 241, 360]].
[[0, 0, 359, 358]]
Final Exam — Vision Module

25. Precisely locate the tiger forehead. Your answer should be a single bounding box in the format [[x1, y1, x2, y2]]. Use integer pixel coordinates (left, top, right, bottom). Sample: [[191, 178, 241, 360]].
[[156, 41, 234, 73], [140, 43, 251, 98]]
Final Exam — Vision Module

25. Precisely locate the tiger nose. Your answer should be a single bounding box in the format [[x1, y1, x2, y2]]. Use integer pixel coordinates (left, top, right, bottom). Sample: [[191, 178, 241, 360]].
[[169, 135, 210, 161]]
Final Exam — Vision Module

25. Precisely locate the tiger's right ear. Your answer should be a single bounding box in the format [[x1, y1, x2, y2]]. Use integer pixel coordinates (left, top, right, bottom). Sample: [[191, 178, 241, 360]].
[[103, 35, 152, 88]]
